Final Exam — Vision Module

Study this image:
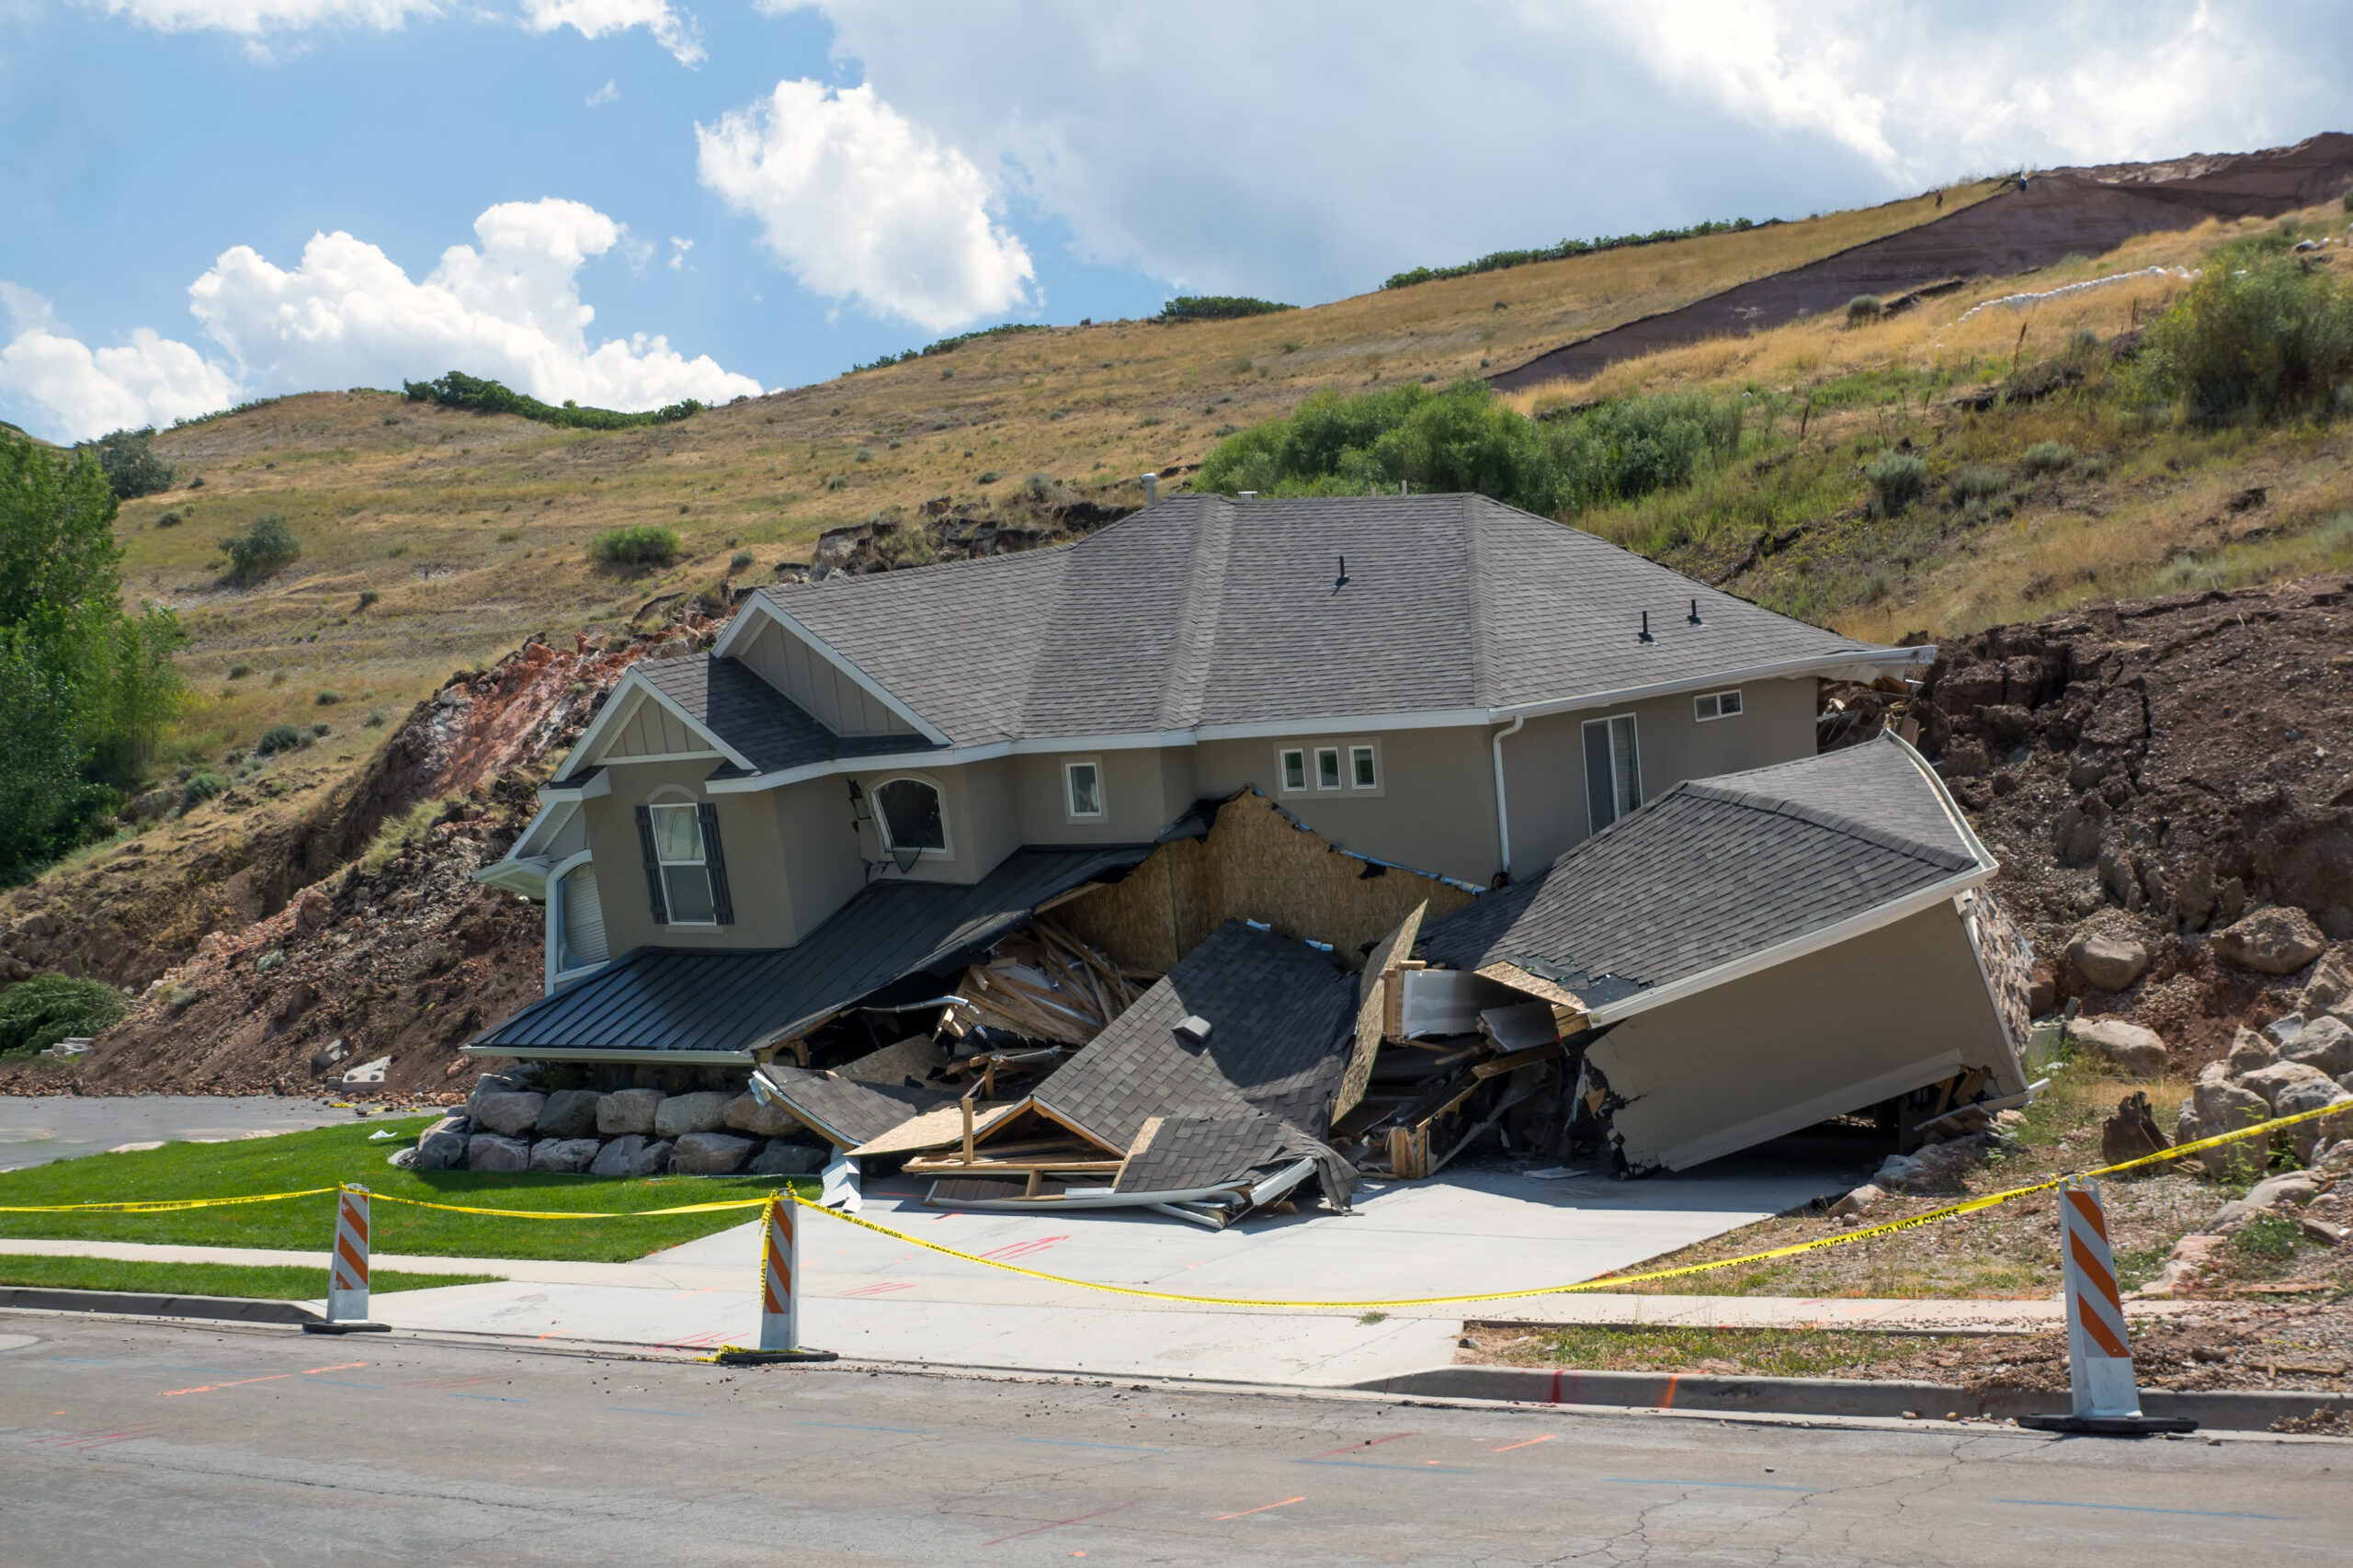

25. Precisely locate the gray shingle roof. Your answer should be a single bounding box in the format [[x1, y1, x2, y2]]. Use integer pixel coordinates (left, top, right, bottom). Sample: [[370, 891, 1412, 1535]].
[[631, 653, 927, 778], [1114, 1111, 1300, 1195], [750, 494, 1906, 746], [472, 845, 1152, 1057], [1029, 919, 1358, 1151], [1415, 737, 1987, 1011], [754, 1064, 949, 1147]]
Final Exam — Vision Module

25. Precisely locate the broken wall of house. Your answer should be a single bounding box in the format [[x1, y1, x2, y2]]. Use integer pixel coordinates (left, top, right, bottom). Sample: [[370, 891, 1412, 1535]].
[[1587, 900, 2027, 1173], [1052, 790, 1477, 975]]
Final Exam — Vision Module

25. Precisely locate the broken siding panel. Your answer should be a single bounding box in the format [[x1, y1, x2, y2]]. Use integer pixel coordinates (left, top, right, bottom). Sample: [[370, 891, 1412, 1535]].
[[1589, 902, 2017, 1172]]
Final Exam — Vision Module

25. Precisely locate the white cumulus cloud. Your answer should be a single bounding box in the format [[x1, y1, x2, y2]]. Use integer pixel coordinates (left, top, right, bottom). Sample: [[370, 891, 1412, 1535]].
[[519, 0, 702, 67], [697, 80, 1034, 333], [0, 199, 757, 443], [78, 0, 442, 37]]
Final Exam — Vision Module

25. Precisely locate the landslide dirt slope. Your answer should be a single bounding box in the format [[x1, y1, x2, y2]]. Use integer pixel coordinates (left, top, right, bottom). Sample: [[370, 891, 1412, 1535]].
[[1493, 131, 2353, 391]]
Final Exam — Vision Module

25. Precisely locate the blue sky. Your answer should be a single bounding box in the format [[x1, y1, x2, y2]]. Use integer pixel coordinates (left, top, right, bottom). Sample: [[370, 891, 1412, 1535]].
[[2, 0, 2346, 441]]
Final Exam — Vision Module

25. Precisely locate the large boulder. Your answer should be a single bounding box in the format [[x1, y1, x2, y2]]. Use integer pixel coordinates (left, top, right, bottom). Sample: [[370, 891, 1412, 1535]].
[[529, 1137, 601, 1174], [2068, 1017, 2168, 1076], [470, 1091, 546, 1138], [2235, 1058, 2336, 1111], [466, 1133, 531, 1172], [669, 1131, 754, 1175], [2066, 932, 2149, 993], [589, 1135, 673, 1177], [414, 1128, 469, 1171], [597, 1088, 664, 1137], [536, 1089, 602, 1139], [747, 1140, 827, 1176], [723, 1091, 797, 1138], [2279, 1016, 2353, 1078], [654, 1091, 731, 1141], [2299, 953, 2353, 1015], [2211, 906, 2327, 976], [2225, 1027, 2278, 1075]]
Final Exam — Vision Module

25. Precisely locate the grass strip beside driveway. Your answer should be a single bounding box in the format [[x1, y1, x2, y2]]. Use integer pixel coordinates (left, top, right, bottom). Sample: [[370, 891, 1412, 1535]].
[[0, 1117, 813, 1261], [0, 1255, 496, 1299]]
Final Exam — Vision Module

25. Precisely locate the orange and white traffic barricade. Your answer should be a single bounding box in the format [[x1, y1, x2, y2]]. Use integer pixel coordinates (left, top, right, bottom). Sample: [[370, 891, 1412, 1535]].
[[2019, 1178, 2191, 1434], [305, 1185, 390, 1335], [714, 1194, 835, 1366]]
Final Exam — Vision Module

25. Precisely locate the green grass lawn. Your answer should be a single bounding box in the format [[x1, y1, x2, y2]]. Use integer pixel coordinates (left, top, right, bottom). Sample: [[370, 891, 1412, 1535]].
[[0, 1118, 813, 1262], [0, 1255, 495, 1299]]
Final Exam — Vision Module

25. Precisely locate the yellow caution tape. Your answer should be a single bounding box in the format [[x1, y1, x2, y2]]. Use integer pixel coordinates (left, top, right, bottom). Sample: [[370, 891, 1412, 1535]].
[[362, 1191, 777, 1220], [788, 1100, 2352, 1312], [0, 1187, 341, 1213]]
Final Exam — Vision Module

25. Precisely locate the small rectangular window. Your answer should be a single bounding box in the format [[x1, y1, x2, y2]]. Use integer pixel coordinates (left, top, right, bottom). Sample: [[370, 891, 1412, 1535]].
[[1719, 688, 1742, 717], [1280, 748, 1307, 792], [1695, 687, 1744, 722], [1695, 693, 1719, 721], [1064, 758, 1103, 819], [1315, 745, 1342, 790], [1350, 744, 1377, 789]]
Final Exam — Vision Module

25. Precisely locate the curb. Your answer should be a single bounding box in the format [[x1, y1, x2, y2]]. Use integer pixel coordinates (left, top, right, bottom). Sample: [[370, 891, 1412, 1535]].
[[0, 1286, 322, 1325], [1352, 1365, 2353, 1432]]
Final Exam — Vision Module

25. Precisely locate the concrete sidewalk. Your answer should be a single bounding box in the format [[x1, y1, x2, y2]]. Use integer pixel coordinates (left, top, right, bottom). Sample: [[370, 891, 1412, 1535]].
[[6, 1156, 2136, 1383]]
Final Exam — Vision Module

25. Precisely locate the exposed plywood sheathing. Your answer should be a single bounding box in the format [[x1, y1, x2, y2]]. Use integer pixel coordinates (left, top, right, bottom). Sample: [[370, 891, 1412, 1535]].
[[1053, 790, 1476, 975], [1335, 903, 1426, 1122], [847, 1099, 1022, 1156]]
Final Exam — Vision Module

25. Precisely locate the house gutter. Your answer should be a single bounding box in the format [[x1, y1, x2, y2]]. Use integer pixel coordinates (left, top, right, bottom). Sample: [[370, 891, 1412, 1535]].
[[1489, 715, 1525, 881]]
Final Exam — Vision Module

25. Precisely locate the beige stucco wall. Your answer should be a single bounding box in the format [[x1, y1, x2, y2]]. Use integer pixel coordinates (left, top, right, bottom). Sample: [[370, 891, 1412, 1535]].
[[1587, 898, 2017, 1173], [771, 776, 865, 939], [1499, 677, 1818, 876], [1011, 748, 1186, 845], [582, 758, 800, 956], [1192, 727, 1501, 887]]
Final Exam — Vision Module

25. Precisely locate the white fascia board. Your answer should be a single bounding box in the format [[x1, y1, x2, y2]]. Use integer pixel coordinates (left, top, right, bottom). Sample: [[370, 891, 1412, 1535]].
[[473, 855, 552, 898], [721, 597, 951, 746], [515, 798, 581, 858], [1193, 709, 1493, 742], [552, 668, 646, 781], [1489, 646, 1935, 725], [564, 670, 752, 775], [537, 771, 610, 803], [1582, 864, 1995, 1028]]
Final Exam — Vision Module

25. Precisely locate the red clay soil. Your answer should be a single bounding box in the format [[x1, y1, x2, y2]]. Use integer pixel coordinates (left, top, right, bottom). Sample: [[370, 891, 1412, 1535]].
[[1491, 131, 2353, 392], [1829, 572, 2353, 1065]]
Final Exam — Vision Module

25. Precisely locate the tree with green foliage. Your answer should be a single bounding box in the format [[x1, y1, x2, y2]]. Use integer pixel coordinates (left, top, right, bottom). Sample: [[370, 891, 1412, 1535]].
[[0, 431, 184, 882], [0, 973, 130, 1057], [2142, 242, 2353, 425], [89, 427, 176, 499], [1155, 296, 1295, 323], [219, 515, 301, 585], [403, 370, 701, 431], [1194, 376, 1741, 517]]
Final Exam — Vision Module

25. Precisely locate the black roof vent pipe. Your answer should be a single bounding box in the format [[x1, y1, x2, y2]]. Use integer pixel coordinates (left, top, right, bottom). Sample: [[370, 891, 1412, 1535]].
[[1688, 597, 1705, 627], [1637, 610, 1654, 644]]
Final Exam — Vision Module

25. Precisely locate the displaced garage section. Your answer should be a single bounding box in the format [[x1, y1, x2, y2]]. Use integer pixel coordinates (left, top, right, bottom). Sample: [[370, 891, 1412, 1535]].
[[1414, 734, 2031, 1172]]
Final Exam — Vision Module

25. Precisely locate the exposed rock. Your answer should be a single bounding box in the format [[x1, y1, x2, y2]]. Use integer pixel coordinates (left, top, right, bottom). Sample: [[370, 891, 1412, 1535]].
[[2137, 1233, 2222, 1297], [723, 1091, 798, 1138], [387, 1145, 418, 1169], [414, 1129, 469, 1170], [654, 1090, 730, 1140], [2300, 954, 2353, 1014], [529, 1137, 602, 1173], [2066, 931, 2148, 992], [1827, 1182, 1887, 1218], [466, 1133, 530, 1171], [2247, 1171, 2325, 1210], [469, 1090, 546, 1138], [590, 1135, 673, 1177], [2280, 1015, 2353, 1077], [669, 1131, 753, 1175], [2236, 1058, 2336, 1110], [2067, 1017, 2168, 1076], [747, 1140, 827, 1176], [2225, 1027, 2279, 1075], [597, 1087, 664, 1137], [535, 1088, 602, 1139], [2211, 905, 2327, 976]]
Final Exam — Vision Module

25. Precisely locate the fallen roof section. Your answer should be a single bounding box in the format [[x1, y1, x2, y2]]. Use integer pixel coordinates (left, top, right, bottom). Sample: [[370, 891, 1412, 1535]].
[[466, 844, 1152, 1061], [1416, 734, 1993, 1022]]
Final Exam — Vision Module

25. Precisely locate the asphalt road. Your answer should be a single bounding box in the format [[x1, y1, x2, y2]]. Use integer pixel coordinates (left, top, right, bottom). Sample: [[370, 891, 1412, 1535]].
[[0, 1096, 352, 1170], [2, 1315, 2344, 1566]]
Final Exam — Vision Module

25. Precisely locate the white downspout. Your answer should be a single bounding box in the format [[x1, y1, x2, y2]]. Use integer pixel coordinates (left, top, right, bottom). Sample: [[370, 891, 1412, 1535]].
[[1490, 715, 1525, 883]]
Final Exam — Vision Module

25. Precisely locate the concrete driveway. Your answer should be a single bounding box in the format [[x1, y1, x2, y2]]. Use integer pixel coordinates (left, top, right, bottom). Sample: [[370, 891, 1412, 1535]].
[[0, 1096, 353, 1171]]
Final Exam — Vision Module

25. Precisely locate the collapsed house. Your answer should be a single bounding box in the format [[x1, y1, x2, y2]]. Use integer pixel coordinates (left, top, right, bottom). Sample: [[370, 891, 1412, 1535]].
[[461, 493, 2027, 1218]]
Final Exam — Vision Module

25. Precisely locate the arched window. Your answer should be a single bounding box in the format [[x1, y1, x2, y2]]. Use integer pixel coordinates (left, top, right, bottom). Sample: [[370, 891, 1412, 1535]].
[[872, 777, 947, 868]]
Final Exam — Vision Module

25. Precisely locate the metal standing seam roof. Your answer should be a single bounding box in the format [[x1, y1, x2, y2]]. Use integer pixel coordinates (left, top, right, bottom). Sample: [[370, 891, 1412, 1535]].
[[750, 494, 1915, 747], [1028, 919, 1359, 1152], [469, 845, 1152, 1057], [1415, 736, 1990, 1011]]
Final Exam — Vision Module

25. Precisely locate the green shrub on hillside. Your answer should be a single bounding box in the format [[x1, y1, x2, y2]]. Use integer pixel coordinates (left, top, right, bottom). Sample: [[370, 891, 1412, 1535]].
[[589, 525, 679, 567], [1156, 296, 1295, 323], [403, 371, 701, 431], [1194, 376, 1740, 517], [2020, 441, 2076, 476], [180, 770, 226, 807], [2141, 244, 2353, 424], [219, 515, 301, 585], [0, 974, 129, 1057], [1863, 450, 1926, 513], [89, 428, 176, 500], [1846, 295, 1884, 325], [254, 722, 307, 756], [1949, 463, 2009, 501]]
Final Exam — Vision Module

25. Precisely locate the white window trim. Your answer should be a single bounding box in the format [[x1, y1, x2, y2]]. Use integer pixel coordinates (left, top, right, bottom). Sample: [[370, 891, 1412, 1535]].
[[1313, 744, 1344, 790], [647, 790, 720, 928], [1062, 756, 1106, 822], [545, 850, 609, 993], [1277, 746, 1309, 794], [1582, 713, 1643, 835], [1694, 687, 1745, 722], [1347, 742, 1381, 793], [870, 772, 954, 860]]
